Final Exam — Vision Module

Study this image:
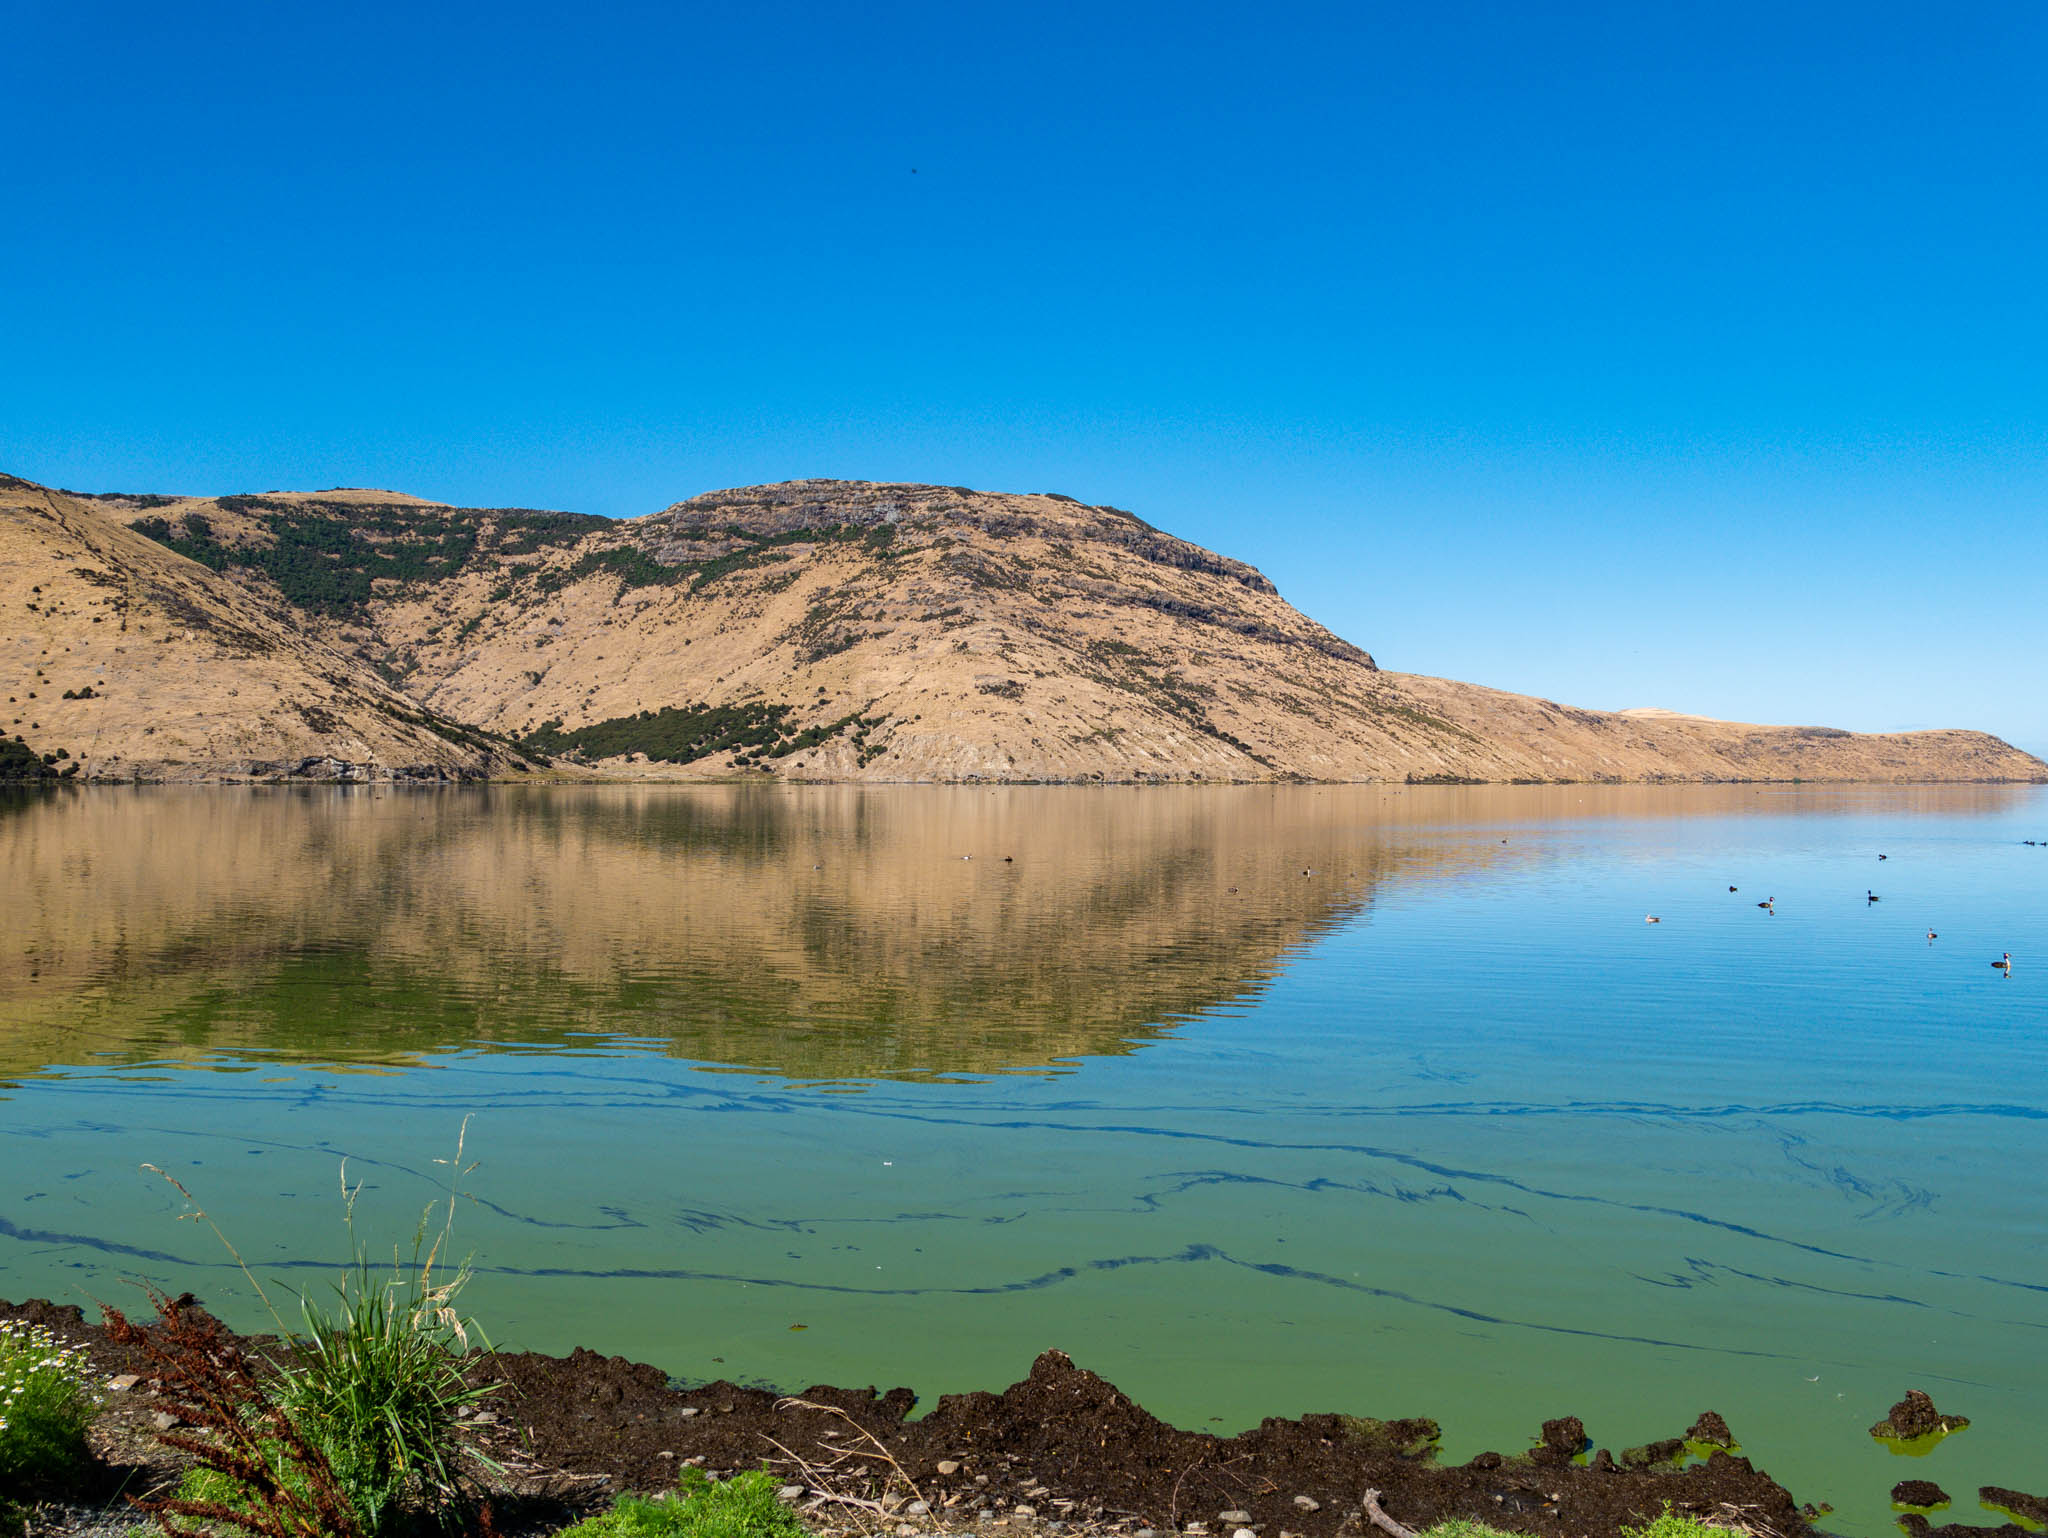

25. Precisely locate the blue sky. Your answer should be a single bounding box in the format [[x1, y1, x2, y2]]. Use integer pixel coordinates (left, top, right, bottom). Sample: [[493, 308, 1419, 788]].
[[4, 2, 2044, 752]]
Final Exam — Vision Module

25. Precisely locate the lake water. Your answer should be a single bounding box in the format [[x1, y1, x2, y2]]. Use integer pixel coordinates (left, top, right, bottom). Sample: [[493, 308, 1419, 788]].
[[2, 784, 2043, 1533]]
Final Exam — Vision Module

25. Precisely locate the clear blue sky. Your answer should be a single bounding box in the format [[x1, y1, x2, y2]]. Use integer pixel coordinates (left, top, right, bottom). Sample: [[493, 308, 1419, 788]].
[[5, 2, 2044, 753]]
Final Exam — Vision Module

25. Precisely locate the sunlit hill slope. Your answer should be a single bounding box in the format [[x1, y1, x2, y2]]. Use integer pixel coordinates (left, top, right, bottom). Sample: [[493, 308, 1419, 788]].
[[3, 473, 2039, 784]]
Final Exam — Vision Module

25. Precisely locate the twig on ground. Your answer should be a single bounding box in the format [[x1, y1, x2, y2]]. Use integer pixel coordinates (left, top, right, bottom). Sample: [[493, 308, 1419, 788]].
[[1168, 1457, 1209, 1531], [1709, 1502, 1774, 1538], [760, 1433, 891, 1537], [1362, 1489, 1419, 1538], [772, 1397, 929, 1513]]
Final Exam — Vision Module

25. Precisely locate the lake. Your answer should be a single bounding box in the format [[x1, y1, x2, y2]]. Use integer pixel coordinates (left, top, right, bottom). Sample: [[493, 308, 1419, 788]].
[[2, 784, 2042, 1534]]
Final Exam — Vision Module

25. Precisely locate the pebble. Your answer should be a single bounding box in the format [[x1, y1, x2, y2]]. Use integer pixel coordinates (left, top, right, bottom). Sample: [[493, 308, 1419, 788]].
[[1014, 1505, 1038, 1518], [1185, 1526, 1208, 1536], [106, 1374, 140, 1392], [677, 1407, 701, 1418], [151, 1411, 180, 1431], [1235, 1529, 1256, 1538], [908, 1501, 931, 1516], [778, 1486, 805, 1503], [1292, 1497, 1320, 1513], [897, 1526, 918, 1536], [938, 1460, 962, 1476], [975, 1475, 991, 1486], [470, 1411, 498, 1425], [1219, 1513, 1251, 1525], [658, 1452, 675, 1460]]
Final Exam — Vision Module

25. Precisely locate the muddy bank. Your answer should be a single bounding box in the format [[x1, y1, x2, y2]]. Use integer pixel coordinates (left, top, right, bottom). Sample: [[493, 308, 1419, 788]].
[[3, 1297, 1820, 1538], [474, 1342, 1814, 1538]]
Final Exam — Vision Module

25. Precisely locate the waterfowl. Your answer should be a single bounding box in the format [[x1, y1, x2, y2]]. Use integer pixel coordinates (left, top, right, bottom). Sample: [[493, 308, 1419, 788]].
[[1993, 952, 2012, 970], [1728, 885, 1738, 892], [1757, 898, 1774, 909], [1927, 930, 1938, 941], [1645, 915, 1661, 924], [1879, 854, 1888, 861], [1867, 890, 1881, 903]]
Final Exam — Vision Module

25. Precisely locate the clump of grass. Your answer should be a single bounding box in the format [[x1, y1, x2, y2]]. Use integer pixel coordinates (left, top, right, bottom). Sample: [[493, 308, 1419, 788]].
[[1417, 1522, 1519, 1538], [0, 1316, 98, 1493], [1622, 1503, 1751, 1538], [268, 1132, 496, 1533], [561, 1469, 808, 1538], [135, 1120, 495, 1536]]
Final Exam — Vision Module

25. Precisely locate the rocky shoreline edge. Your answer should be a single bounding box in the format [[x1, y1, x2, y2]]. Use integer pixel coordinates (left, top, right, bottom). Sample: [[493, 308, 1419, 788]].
[[2, 1297, 1832, 1538]]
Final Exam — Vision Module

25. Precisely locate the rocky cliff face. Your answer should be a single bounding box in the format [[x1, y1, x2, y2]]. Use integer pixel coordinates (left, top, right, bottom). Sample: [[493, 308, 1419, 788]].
[[5, 471, 2041, 784]]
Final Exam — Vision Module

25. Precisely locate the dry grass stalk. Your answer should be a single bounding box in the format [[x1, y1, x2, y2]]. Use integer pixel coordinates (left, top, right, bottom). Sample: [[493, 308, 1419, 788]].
[[100, 1290, 366, 1538], [763, 1396, 930, 1536]]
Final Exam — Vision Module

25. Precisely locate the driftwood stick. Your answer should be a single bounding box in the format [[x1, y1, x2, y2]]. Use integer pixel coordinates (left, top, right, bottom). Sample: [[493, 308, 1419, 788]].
[[1363, 1489, 1419, 1538]]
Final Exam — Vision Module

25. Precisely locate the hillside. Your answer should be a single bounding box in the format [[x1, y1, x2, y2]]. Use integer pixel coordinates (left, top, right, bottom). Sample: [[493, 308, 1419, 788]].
[[4, 472, 2041, 784], [0, 475, 535, 781]]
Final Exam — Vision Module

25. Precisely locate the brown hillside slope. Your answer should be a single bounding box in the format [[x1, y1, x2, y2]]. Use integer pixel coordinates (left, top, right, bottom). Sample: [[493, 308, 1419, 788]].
[[25, 473, 2046, 784], [0, 476, 533, 781]]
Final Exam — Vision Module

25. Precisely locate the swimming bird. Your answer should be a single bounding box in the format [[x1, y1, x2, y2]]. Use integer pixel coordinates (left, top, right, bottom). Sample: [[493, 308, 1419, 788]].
[[1757, 898, 1774, 909], [1728, 885, 1738, 892], [1645, 915, 1661, 924], [1867, 890, 1881, 902], [1879, 854, 1888, 861], [1927, 930, 1938, 941], [1994, 952, 2012, 970]]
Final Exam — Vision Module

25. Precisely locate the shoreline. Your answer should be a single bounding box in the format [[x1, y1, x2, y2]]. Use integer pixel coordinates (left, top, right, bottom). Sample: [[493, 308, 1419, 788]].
[[4, 1296, 1826, 1538]]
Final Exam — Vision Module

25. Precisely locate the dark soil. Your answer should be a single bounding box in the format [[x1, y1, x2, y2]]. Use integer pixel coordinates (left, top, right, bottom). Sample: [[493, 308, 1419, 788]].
[[1979, 1489, 2048, 1526], [467, 1344, 1808, 1538], [1896, 1519, 2033, 1538], [1892, 1481, 1950, 1508], [1685, 1414, 1733, 1449], [10, 1295, 2021, 1538], [1869, 1390, 1970, 1440]]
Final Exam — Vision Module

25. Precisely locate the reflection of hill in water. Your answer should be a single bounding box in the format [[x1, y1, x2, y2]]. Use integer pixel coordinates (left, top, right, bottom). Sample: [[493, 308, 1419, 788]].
[[9, 782, 2013, 1084], [0, 786, 1472, 1082]]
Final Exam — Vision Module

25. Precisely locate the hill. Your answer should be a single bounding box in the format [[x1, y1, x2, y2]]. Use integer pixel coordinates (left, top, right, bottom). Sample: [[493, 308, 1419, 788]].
[[4, 473, 2040, 783], [0, 475, 536, 781]]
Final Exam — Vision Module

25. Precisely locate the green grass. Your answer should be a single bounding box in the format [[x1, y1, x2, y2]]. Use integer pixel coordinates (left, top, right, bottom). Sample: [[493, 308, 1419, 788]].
[[0, 1317, 98, 1494], [1411, 1506, 1741, 1538], [173, 1439, 352, 1533], [1621, 1504, 1744, 1538], [559, 1469, 809, 1538], [264, 1135, 493, 1533]]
